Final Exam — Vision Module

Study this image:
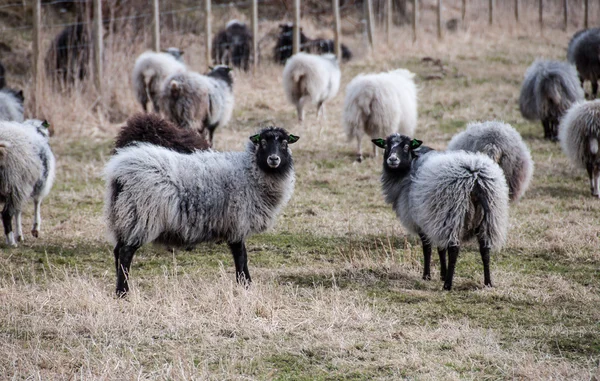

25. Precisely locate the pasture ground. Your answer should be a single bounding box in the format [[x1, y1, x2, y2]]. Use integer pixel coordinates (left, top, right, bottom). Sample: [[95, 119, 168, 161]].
[[1, 23, 600, 380]]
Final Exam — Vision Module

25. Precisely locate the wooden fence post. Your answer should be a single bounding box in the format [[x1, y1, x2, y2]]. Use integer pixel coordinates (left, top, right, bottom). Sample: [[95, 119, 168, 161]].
[[252, 0, 258, 73], [462, 0, 466, 21], [32, 0, 41, 115], [366, 0, 375, 50], [413, 0, 418, 42], [584, 0, 589, 29], [333, 0, 341, 61], [515, 0, 519, 23], [206, 0, 212, 66], [386, 0, 392, 44], [293, 0, 300, 54], [93, 0, 103, 95], [437, 0, 442, 40], [539, 0, 543, 30], [489, 0, 493, 25], [152, 0, 159, 51], [563, 0, 568, 31]]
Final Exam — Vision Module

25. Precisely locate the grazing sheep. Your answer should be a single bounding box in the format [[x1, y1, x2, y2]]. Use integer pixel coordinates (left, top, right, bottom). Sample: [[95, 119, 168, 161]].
[[273, 23, 353, 64], [372, 134, 509, 290], [160, 66, 234, 145], [45, 24, 91, 84], [105, 126, 299, 296], [0, 88, 24, 122], [283, 52, 341, 121], [0, 119, 55, 246], [567, 28, 600, 98], [132, 49, 186, 113], [343, 69, 417, 162], [519, 59, 584, 141], [308, 39, 353, 63], [559, 100, 600, 197], [0, 61, 5, 89], [447, 121, 534, 202], [212, 20, 252, 71], [114, 113, 211, 153]]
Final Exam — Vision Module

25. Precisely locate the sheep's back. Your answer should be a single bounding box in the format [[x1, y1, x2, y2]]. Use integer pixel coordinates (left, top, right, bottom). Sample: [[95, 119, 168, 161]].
[[572, 30, 600, 80], [559, 100, 600, 169], [283, 53, 339, 104], [410, 151, 509, 250]]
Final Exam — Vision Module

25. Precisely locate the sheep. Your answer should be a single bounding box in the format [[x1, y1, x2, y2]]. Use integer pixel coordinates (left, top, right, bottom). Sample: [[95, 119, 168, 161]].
[[104, 126, 300, 296], [273, 23, 353, 64], [212, 20, 252, 71], [283, 52, 341, 122], [160, 65, 234, 145], [0, 88, 24, 122], [114, 113, 211, 153], [558, 100, 600, 197], [519, 59, 584, 141], [45, 24, 91, 85], [447, 121, 534, 202], [0, 119, 55, 246], [132, 49, 186, 113], [372, 134, 509, 290], [0, 61, 5, 89], [567, 28, 600, 98], [343, 69, 417, 162]]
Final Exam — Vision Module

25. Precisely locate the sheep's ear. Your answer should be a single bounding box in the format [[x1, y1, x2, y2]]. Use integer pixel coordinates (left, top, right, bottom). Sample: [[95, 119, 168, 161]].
[[288, 134, 299, 144], [41, 120, 50, 129], [410, 139, 423, 149], [179, 50, 185, 55], [371, 138, 386, 149], [208, 66, 214, 71], [249, 134, 261, 144]]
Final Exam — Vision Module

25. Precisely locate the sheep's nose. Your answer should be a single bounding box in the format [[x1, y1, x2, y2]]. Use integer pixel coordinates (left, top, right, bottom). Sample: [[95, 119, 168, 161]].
[[387, 154, 400, 168], [267, 155, 281, 168]]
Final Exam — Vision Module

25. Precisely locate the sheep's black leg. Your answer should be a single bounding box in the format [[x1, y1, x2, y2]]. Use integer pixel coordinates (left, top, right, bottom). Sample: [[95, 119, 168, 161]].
[[443, 245, 460, 291], [586, 162, 595, 195], [593, 81, 599, 99], [419, 233, 432, 280], [228, 241, 252, 286], [151, 99, 160, 114], [438, 248, 447, 281], [478, 238, 493, 287], [1, 204, 14, 245], [542, 119, 550, 140], [115, 243, 139, 297], [550, 120, 559, 142]]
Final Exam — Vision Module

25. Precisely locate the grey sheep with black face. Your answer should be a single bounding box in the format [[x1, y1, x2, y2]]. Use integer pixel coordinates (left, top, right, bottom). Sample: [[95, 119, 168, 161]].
[[104, 126, 299, 297], [447, 121, 534, 202], [519, 59, 584, 141], [559, 100, 600, 197], [0, 119, 55, 246], [372, 134, 509, 290]]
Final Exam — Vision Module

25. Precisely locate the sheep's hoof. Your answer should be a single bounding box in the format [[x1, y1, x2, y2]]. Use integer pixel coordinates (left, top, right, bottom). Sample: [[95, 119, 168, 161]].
[[356, 155, 363, 163], [422, 274, 431, 281], [116, 289, 128, 298], [442, 283, 452, 291], [17, 235, 24, 242], [31, 229, 39, 238]]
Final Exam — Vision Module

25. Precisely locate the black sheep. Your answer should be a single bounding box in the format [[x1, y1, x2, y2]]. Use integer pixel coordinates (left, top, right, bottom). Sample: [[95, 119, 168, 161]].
[[212, 20, 252, 71], [0, 61, 5, 89], [45, 24, 91, 85]]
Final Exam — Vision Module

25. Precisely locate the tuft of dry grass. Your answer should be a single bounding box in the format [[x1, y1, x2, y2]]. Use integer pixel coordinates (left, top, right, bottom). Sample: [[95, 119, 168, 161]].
[[1, 6, 600, 380]]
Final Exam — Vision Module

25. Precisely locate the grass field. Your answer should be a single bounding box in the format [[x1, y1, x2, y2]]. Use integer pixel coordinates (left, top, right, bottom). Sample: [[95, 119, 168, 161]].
[[1, 22, 600, 379]]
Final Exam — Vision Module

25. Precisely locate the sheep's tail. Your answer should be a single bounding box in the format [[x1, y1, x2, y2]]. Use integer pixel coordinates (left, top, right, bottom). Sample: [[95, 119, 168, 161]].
[[0, 141, 11, 162], [292, 71, 307, 102]]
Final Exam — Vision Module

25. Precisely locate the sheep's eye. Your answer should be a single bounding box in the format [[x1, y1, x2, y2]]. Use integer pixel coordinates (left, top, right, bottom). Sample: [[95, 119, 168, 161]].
[[261, 139, 267, 148], [281, 141, 288, 148], [403, 145, 409, 152]]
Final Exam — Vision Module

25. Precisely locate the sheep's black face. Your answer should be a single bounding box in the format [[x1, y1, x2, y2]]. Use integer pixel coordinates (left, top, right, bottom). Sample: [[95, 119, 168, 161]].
[[207, 65, 233, 88], [250, 127, 299, 176], [372, 134, 422, 173]]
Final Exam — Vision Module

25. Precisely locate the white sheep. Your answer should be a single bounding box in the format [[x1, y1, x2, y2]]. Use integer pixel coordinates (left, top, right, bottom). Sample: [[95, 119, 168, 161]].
[[372, 134, 509, 290], [0, 119, 55, 246], [447, 121, 534, 202], [160, 66, 234, 145], [105, 126, 299, 296], [282, 52, 340, 121], [132, 49, 186, 113], [558, 100, 600, 197], [343, 69, 417, 162], [0, 88, 24, 122]]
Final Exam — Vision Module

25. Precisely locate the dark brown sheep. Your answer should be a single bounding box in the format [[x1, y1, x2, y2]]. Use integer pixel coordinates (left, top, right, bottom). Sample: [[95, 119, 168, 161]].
[[114, 113, 210, 154]]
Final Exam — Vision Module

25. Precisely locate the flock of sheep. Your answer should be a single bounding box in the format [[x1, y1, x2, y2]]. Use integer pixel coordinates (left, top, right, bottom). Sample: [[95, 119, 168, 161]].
[[0, 22, 599, 296]]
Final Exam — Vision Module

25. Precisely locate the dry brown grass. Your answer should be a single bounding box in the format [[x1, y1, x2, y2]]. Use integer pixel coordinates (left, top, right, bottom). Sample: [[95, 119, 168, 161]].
[[1, 5, 600, 380]]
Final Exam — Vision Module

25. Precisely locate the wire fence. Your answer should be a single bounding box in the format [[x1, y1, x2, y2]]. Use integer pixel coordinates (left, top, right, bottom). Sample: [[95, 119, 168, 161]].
[[0, 0, 596, 111]]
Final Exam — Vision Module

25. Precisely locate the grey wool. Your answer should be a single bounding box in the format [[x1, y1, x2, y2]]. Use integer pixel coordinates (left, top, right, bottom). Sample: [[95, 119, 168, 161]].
[[159, 66, 234, 145], [519, 59, 584, 141], [0, 119, 56, 246], [105, 126, 299, 296], [558, 100, 600, 197], [282, 52, 341, 121], [447, 121, 534, 202], [567, 28, 600, 98], [374, 134, 509, 290], [132, 50, 186, 113], [0, 88, 24, 122]]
